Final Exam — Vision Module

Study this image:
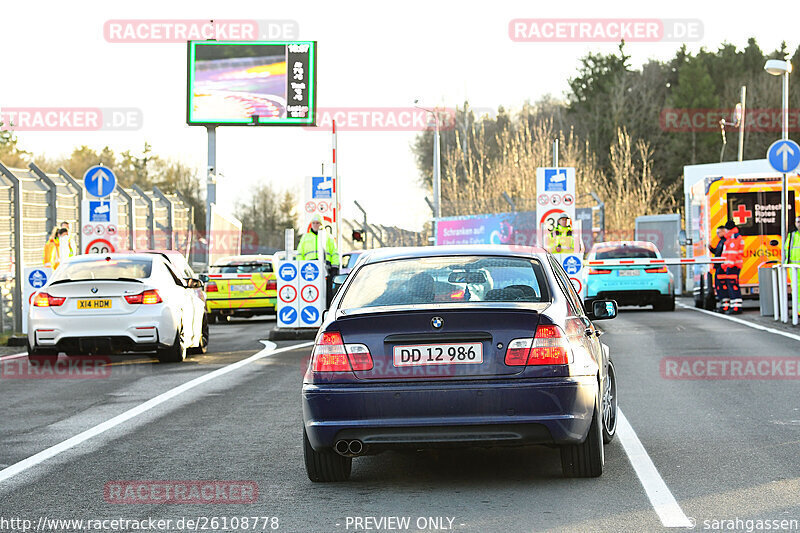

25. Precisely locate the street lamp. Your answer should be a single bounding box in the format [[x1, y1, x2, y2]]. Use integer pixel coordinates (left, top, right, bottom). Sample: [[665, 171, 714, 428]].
[[764, 59, 793, 263], [414, 100, 441, 221]]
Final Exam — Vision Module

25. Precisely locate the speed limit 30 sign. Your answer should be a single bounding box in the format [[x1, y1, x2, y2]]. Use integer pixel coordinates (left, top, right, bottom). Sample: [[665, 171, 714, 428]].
[[85, 238, 115, 255]]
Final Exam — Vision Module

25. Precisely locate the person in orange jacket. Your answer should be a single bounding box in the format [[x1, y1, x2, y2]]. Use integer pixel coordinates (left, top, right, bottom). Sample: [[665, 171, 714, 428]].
[[43, 227, 74, 270], [718, 220, 745, 314]]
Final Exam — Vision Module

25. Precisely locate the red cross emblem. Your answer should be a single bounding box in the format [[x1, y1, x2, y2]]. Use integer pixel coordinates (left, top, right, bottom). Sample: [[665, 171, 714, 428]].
[[732, 204, 752, 225]]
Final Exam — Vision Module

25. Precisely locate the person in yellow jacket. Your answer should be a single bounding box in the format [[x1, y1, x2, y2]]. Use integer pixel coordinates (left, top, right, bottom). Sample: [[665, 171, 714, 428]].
[[43, 227, 75, 270], [550, 215, 574, 253], [298, 214, 340, 307], [298, 214, 340, 266], [786, 215, 800, 315]]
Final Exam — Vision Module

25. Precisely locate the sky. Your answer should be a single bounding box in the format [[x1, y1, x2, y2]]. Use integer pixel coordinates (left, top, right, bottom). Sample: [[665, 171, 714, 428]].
[[2, 0, 798, 232]]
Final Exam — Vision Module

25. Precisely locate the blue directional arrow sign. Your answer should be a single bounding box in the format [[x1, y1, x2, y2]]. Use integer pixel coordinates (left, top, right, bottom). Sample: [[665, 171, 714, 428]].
[[562, 254, 582, 275], [301, 262, 319, 281], [83, 165, 117, 198], [767, 139, 800, 173], [278, 307, 297, 325], [301, 306, 320, 324], [278, 263, 297, 282]]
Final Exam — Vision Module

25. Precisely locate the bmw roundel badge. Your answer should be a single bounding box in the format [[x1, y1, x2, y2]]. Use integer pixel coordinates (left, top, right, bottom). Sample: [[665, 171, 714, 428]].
[[431, 316, 443, 329]]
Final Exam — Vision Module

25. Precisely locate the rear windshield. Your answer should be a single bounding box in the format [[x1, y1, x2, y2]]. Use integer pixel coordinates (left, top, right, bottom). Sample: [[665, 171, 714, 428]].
[[595, 245, 658, 259], [210, 262, 273, 274], [52, 258, 152, 281], [339, 256, 549, 309]]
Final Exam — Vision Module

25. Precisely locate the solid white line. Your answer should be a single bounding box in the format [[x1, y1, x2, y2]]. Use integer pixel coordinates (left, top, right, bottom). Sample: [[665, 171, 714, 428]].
[[677, 302, 800, 342], [0, 340, 314, 484], [617, 409, 692, 528], [0, 352, 27, 361]]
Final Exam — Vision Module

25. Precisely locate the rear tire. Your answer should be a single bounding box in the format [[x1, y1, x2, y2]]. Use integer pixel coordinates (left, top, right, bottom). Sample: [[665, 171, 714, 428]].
[[303, 428, 351, 482], [189, 315, 209, 355], [157, 327, 186, 363], [26, 342, 58, 363], [560, 396, 604, 478]]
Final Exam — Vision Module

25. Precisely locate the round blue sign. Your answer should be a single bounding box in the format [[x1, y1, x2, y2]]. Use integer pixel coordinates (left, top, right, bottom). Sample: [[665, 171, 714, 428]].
[[278, 306, 297, 324], [301, 262, 320, 281], [301, 306, 320, 324], [562, 255, 582, 276], [28, 269, 48, 288], [767, 139, 800, 173], [279, 263, 298, 282], [83, 165, 117, 198]]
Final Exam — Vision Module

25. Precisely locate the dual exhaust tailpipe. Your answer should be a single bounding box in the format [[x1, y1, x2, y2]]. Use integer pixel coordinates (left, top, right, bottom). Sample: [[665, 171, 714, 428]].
[[334, 439, 365, 457]]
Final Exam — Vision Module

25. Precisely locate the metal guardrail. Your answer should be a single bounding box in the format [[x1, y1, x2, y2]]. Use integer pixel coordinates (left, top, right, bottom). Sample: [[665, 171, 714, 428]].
[[771, 264, 800, 326], [0, 159, 195, 333]]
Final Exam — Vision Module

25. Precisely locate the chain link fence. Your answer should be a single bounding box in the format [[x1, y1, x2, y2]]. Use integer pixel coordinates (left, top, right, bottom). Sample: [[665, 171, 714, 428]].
[[0, 160, 195, 334]]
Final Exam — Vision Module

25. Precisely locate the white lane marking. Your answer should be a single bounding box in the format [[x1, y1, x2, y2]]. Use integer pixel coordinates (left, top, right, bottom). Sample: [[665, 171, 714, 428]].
[[617, 409, 692, 528], [0, 352, 27, 361], [677, 302, 800, 342], [0, 340, 314, 484]]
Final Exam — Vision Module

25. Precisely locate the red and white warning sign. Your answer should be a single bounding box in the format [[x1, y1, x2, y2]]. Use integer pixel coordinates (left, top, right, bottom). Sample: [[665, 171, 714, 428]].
[[83, 224, 93, 236], [106, 225, 117, 236], [301, 284, 319, 303], [94, 224, 105, 235], [84, 238, 115, 255], [305, 201, 316, 213], [279, 285, 298, 303], [550, 194, 561, 205], [537, 194, 548, 206], [563, 194, 575, 206]]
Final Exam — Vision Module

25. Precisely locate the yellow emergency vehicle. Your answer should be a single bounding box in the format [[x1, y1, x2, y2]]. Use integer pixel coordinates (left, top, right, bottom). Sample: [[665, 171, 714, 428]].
[[204, 255, 277, 323], [687, 173, 800, 309]]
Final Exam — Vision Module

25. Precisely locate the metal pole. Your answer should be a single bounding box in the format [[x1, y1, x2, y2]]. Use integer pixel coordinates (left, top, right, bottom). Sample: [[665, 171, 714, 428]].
[[333, 120, 342, 261], [151, 186, 174, 249], [433, 113, 441, 219], [206, 125, 217, 263], [0, 164, 25, 333], [553, 139, 559, 167], [781, 72, 789, 264], [738, 86, 746, 162]]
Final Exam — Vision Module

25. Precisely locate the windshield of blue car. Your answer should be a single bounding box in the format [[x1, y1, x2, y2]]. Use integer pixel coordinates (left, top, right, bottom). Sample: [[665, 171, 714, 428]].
[[51, 258, 153, 281], [595, 245, 658, 259], [210, 262, 273, 274], [338, 256, 549, 309]]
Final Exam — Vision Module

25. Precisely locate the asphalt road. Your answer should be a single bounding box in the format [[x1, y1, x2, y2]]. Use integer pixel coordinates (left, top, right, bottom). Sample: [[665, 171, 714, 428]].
[[0, 305, 799, 533]]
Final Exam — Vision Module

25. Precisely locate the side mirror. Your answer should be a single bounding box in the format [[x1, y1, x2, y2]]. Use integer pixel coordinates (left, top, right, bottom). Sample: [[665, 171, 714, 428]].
[[187, 278, 204, 289], [586, 299, 618, 320], [678, 230, 691, 246], [198, 273, 209, 283], [331, 274, 348, 296]]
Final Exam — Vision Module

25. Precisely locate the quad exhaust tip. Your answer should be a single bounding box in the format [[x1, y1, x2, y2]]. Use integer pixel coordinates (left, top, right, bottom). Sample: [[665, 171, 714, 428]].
[[334, 439, 365, 457]]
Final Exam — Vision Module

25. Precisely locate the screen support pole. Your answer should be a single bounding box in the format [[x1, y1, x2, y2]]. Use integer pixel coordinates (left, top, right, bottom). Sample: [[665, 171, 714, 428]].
[[206, 125, 217, 265]]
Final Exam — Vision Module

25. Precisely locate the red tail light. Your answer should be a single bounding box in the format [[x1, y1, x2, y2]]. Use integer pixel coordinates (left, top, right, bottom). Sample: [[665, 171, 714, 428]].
[[206, 281, 218, 292], [33, 292, 66, 307], [124, 289, 163, 305], [645, 266, 668, 273], [589, 268, 612, 275], [528, 325, 570, 365], [505, 325, 570, 366], [311, 331, 373, 372], [266, 278, 277, 291]]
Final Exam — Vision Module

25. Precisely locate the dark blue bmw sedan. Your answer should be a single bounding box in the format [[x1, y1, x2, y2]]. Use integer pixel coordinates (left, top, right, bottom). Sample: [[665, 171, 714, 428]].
[[302, 245, 618, 481]]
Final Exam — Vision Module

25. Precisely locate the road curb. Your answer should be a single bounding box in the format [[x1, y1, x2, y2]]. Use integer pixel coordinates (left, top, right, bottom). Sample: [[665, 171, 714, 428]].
[[268, 328, 319, 341]]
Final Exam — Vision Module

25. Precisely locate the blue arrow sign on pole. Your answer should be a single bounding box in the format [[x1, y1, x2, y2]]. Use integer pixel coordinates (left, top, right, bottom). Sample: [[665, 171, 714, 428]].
[[301, 306, 320, 324], [83, 165, 117, 197], [767, 139, 800, 173], [278, 307, 297, 325]]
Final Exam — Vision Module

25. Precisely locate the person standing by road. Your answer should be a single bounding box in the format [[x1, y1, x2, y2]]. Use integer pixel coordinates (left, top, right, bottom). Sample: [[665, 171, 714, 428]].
[[298, 213, 340, 306], [550, 215, 574, 253], [43, 227, 74, 270], [786, 215, 800, 315], [709, 226, 727, 307], [718, 220, 745, 314]]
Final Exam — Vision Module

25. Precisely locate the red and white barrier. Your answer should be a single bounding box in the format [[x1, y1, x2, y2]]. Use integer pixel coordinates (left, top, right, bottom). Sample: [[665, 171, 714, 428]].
[[586, 257, 725, 267]]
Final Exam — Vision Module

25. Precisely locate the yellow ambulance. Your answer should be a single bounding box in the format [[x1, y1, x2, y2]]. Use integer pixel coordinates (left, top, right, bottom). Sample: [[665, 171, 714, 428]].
[[204, 255, 277, 322]]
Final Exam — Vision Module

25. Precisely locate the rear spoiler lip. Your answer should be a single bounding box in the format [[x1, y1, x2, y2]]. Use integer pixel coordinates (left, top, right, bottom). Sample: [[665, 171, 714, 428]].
[[335, 301, 551, 319]]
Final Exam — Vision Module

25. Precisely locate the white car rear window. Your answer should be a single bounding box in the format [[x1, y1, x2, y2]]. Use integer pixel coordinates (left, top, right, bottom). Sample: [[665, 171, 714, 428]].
[[52, 258, 152, 281]]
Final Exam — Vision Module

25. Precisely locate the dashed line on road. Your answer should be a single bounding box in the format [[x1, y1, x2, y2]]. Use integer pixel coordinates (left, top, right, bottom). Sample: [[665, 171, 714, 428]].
[[677, 302, 800, 342], [0, 340, 314, 484], [617, 409, 692, 528]]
